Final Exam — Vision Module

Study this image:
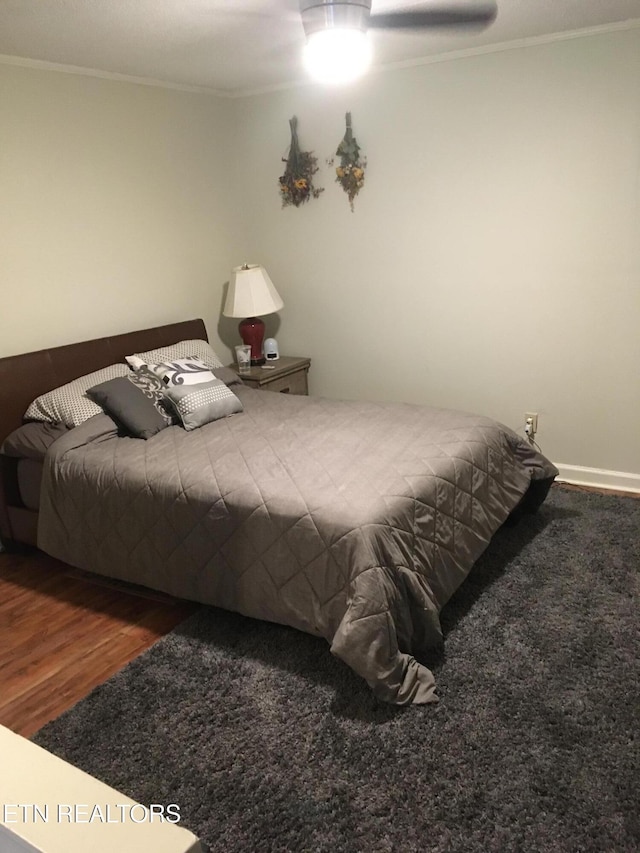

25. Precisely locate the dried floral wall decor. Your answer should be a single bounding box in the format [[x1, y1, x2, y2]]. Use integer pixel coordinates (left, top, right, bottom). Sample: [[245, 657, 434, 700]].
[[330, 112, 366, 212], [278, 116, 324, 208]]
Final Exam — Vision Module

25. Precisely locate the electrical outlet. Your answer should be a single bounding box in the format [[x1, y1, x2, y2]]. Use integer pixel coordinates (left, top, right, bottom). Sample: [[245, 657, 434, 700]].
[[525, 412, 538, 438]]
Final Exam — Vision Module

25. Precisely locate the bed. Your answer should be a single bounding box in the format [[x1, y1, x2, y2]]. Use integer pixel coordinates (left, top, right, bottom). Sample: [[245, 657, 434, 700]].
[[0, 319, 557, 704]]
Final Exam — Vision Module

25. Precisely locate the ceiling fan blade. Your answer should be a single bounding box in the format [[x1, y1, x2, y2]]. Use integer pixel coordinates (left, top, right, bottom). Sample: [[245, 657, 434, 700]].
[[368, 4, 497, 30]]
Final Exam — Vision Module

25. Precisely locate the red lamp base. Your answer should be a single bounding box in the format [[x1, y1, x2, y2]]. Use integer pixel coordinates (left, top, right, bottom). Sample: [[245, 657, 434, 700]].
[[239, 317, 265, 365]]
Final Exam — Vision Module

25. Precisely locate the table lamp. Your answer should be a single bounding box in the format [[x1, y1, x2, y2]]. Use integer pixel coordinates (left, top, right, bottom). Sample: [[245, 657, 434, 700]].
[[223, 264, 284, 365]]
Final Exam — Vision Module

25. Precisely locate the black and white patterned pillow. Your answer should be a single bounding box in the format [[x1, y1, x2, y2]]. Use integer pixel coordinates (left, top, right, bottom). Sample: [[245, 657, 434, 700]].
[[24, 363, 131, 427], [125, 339, 224, 372], [129, 364, 175, 426], [151, 357, 243, 431]]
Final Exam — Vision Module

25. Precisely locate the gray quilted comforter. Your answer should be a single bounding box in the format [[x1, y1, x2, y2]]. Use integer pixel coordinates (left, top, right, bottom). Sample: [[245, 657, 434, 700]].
[[38, 387, 557, 704]]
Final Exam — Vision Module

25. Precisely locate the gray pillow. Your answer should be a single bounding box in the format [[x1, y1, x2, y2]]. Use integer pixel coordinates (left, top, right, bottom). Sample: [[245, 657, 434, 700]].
[[152, 357, 243, 431], [87, 375, 171, 439], [213, 365, 244, 387]]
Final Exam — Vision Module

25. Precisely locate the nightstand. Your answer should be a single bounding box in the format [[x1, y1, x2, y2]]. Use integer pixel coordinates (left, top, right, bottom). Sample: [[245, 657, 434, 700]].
[[230, 356, 311, 395]]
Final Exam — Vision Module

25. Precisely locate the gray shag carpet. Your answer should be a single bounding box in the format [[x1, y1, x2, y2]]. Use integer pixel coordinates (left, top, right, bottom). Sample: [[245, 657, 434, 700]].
[[33, 486, 640, 853]]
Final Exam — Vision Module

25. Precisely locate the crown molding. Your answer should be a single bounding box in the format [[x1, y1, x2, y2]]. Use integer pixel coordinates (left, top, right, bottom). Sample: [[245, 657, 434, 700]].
[[374, 17, 640, 78], [0, 53, 229, 97], [232, 17, 640, 97], [1, 18, 639, 100]]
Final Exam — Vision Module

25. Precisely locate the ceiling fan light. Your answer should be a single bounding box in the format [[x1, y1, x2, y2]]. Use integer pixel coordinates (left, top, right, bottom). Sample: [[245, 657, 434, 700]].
[[303, 28, 372, 85]]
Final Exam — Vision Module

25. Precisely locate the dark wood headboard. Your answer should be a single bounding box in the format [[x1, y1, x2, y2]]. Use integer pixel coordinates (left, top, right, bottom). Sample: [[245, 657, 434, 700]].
[[0, 318, 207, 547]]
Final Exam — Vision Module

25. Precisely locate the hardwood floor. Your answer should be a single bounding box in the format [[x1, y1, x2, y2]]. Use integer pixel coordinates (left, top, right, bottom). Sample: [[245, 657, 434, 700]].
[[0, 549, 196, 738], [1, 483, 637, 741]]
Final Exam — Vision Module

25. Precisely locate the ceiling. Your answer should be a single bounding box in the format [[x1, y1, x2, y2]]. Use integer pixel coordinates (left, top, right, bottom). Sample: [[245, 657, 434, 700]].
[[0, 0, 639, 95]]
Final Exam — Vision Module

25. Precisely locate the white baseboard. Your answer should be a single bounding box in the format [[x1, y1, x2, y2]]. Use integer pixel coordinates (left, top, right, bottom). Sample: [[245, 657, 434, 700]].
[[554, 464, 640, 495]]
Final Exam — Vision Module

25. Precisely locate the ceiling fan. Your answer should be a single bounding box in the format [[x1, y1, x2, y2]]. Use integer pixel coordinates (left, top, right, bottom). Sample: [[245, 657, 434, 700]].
[[299, 0, 498, 83]]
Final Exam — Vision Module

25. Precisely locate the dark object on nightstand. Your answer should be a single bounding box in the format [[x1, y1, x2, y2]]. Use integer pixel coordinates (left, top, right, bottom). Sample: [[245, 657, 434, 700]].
[[230, 357, 311, 395]]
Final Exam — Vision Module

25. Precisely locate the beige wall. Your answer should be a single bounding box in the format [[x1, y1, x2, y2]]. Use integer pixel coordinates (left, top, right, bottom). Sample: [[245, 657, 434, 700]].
[[233, 27, 640, 477], [0, 64, 240, 361], [1, 28, 639, 479]]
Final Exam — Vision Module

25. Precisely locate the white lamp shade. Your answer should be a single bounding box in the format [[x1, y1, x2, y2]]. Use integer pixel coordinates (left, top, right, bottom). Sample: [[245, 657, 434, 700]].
[[223, 265, 284, 318]]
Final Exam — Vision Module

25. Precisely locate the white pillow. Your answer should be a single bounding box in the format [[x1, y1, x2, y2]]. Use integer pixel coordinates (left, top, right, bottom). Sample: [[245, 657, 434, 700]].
[[24, 364, 131, 427], [125, 339, 223, 372]]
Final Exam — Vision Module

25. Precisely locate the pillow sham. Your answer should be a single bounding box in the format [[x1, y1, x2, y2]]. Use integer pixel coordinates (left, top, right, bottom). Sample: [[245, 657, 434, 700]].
[[0, 421, 69, 461], [151, 357, 243, 431], [24, 363, 131, 427], [87, 373, 172, 440], [125, 339, 223, 372]]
